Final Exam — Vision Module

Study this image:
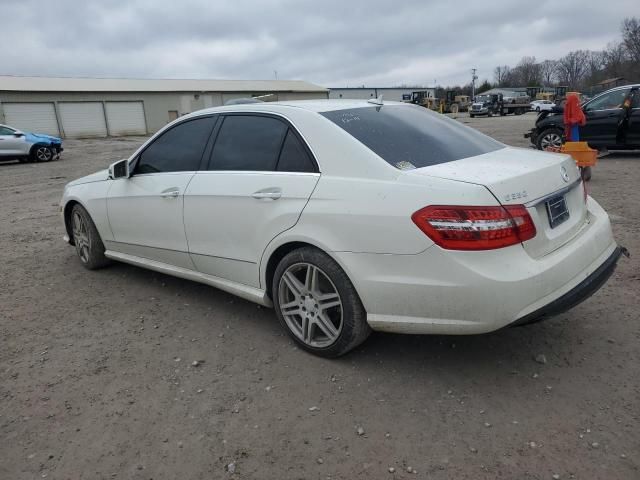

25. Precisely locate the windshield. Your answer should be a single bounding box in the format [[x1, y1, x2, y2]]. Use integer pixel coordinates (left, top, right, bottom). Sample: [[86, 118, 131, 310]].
[[320, 105, 504, 169], [475, 96, 491, 102]]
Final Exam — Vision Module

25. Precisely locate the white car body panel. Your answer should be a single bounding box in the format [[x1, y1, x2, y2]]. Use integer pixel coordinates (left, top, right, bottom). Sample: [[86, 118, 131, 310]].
[[60, 100, 619, 337], [184, 171, 320, 287], [106, 172, 197, 269]]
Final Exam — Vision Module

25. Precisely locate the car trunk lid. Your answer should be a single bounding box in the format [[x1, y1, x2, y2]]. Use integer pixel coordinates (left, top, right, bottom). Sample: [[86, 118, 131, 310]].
[[410, 147, 588, 257]]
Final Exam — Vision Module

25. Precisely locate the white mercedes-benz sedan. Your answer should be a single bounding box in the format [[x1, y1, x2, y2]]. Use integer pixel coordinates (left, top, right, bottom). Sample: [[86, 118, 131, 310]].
[[61, 100, 622, 357]]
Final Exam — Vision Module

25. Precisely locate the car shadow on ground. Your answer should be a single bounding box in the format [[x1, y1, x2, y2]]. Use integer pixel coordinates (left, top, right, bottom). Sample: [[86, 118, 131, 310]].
[[98, 259, 574, 375]]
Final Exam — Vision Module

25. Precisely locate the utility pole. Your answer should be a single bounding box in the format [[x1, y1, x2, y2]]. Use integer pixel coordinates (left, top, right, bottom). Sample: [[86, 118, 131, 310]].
[[471, 68, 478, 100], [274, 70, 278, 80]]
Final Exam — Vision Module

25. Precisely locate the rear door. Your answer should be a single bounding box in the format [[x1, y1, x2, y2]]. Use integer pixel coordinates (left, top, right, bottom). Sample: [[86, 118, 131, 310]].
[[184, 114, 319, 288], [581, 88, 631, 146], [107, 115, 217, 268]]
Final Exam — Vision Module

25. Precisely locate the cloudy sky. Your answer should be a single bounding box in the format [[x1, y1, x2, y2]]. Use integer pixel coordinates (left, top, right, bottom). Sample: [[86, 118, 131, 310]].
[[1, 0, 635, 87]]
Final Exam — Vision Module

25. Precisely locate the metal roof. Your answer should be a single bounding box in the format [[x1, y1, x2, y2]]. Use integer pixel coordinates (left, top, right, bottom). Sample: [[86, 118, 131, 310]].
[[0, 75, 327, 93]]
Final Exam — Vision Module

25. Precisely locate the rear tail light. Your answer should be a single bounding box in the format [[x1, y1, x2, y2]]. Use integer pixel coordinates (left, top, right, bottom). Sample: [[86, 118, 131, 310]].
[[411, 205, 536, 251]]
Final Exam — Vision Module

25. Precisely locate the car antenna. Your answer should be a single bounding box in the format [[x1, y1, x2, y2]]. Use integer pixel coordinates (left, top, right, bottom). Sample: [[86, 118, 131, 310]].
[[367, 94, 384, 105]]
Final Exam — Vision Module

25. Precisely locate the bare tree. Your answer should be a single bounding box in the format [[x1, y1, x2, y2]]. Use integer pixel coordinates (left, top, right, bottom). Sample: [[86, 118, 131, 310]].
[[603, 42, 628, 77], [622, 17, 640, 62], [493, 65, 510, 86], [555, 50, 590, 89], [539, 60, 557, 85], [514, 56, 541, 86]]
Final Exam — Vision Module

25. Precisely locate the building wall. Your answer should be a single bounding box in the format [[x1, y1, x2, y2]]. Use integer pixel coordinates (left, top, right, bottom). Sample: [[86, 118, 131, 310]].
[[329, 88, 434, 102], [0, 90, 328, 136]]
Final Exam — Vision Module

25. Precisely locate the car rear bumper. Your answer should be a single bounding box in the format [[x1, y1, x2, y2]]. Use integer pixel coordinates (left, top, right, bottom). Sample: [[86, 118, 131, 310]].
[[332, 197, 619, 335], [509, 246, 623, 327]]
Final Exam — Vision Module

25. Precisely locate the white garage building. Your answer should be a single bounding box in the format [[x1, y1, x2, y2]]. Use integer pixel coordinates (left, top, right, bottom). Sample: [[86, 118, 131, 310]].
[[0, 76, 328, 138]]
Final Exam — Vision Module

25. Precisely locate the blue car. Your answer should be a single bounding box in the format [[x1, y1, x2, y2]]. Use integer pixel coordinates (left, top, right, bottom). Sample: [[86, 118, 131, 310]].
[[0, 123, 63, 162]]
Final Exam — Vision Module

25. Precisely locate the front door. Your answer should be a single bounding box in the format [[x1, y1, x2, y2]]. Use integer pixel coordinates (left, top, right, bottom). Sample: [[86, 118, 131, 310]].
[[0, 126, 25, 156], [582, 87, 631, 147], [106, 115, 217, 268], [184, 114, 320, 288], [626, 89, 640, 147]]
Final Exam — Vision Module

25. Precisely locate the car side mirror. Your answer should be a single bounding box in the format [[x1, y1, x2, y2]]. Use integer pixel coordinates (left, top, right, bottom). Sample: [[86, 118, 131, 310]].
[[109, 159, 130, 179], [13, 132, 25, 137]]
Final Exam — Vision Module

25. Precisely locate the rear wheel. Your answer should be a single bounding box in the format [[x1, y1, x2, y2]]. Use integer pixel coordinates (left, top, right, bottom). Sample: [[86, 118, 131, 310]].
[[273, 247, 371, 357], [536, 128, 564, 150], [71, 204, 110, 270]]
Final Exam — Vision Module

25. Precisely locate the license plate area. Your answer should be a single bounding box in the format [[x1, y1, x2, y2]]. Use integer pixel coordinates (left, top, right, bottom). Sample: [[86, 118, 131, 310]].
[[546, 195, 569, 228]]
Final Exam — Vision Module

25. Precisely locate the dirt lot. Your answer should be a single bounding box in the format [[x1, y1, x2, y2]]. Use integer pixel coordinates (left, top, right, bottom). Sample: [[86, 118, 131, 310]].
[[1, 113, 638, 479]]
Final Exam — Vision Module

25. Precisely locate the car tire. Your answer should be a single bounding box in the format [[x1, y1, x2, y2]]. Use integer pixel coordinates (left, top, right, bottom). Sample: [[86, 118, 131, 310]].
[[31, 145, 54, 162], [272, 247, 371, 358], [70, 204, 111, 270], [469, 114, 475, 118], [536, 128, 564, 150], [536, 106, 541, 112]]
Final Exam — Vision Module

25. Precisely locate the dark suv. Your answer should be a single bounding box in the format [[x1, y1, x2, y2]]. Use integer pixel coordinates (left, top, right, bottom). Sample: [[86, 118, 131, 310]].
[[526, 85, 640, 151]]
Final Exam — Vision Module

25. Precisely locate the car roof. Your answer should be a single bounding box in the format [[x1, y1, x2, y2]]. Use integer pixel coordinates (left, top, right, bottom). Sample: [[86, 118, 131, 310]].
[[190, 99, 409, 117]]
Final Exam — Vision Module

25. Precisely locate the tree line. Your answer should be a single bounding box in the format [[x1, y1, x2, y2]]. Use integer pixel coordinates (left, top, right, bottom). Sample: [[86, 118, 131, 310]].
[[494, 17, 639, 91], [438, 17, 639, 97]]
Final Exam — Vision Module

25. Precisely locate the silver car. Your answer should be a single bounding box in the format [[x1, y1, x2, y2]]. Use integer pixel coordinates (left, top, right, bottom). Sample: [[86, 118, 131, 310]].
[[0, 123, 63, 163]]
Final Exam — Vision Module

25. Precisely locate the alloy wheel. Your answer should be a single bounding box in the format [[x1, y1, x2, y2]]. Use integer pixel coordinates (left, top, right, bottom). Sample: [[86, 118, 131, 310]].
[[36, 147, 53, 162], [72, 211, 90, 263], [540, 132, 562, 149], [278, 263, 343, 348]]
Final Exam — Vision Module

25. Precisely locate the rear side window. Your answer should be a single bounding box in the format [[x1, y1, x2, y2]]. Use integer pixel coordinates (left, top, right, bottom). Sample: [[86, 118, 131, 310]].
[[320, 105, 503, 169], [209, 115, 287, 171], [135, 116, 216, 174], [276, 130, 316, 173]]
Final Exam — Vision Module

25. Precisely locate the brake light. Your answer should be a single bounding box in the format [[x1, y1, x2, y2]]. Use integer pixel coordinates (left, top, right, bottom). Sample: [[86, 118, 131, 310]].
[[411, 205, 536, 250]]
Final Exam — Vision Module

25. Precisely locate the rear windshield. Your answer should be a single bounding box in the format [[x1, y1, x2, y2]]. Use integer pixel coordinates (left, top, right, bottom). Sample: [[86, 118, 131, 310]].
[[321, 105, 503, 169]]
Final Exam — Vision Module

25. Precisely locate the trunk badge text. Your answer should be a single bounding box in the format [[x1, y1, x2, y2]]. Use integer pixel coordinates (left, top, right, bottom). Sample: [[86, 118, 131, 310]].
[[503, 190, 529, 202]]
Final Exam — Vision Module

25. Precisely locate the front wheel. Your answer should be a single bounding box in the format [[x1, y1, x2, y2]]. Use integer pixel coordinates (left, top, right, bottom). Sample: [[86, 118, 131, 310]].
[[32, 145, 54, 162], [71, 204, 111, 270], [273, 247, 371, 357], [536, 128, 564, 150]]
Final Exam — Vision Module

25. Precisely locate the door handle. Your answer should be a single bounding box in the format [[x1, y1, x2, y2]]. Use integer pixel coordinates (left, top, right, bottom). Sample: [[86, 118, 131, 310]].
[[160, 189, 180, 198], [252, 188, 282, 200]]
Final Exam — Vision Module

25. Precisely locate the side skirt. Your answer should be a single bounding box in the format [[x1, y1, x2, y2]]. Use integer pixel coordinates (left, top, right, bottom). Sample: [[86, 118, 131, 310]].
[[104, 250, 273, 308]]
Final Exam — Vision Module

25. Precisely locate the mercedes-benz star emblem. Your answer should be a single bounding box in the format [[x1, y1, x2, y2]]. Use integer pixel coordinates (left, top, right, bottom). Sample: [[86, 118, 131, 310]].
[[560, 166, 570, 183]]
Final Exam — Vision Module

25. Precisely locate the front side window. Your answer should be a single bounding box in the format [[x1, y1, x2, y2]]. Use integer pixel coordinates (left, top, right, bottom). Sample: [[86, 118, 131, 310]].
[[0, 126, 15, 135], [321, 105, 503, 169], [134, 116, 216, 174], [587, 88, 631, 111], [208, 115, 287, 171]]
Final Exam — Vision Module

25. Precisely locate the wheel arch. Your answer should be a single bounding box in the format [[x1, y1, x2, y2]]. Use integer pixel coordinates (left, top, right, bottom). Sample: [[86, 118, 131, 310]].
[[261, 237, 363, 305], [63, 199, 89, 246], [28, 142, 52, 158]]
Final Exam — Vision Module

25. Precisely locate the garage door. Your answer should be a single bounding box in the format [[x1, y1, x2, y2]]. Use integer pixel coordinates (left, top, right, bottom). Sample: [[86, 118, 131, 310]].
[[58, 102, 107, 138], [105, 101, 147, 136], [2, 103, 60, 136]]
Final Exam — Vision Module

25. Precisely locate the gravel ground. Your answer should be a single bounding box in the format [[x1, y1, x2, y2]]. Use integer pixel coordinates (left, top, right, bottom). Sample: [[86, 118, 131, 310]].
[[1, 113, 638, 479]]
